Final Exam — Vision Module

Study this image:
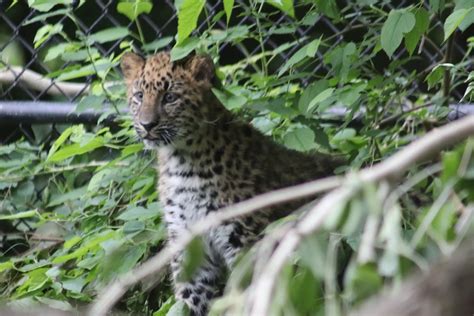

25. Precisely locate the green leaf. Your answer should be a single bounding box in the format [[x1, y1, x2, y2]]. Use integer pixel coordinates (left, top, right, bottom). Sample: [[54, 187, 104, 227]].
[[381, 9, 416, 58], [153, 297, 176, 316], [307, 88, 335, 112], [456, 0, 474, 31], [87, 27, 129, 44], [444, 9, 472, 40], [181, 237, 205, 281], [166, 300, 189, 316], [118, 205, 160, 221], [426, 64, 450, 89], [0, 210, 38, 220], [176, 0, 205, 45], [345, 263, 383, 303], [142, 37, 173, 52], [289, 268, 321, 314], [323, 42, 357, 82], [278, 38, 321, 76], [52, 231, 116, 264], [283, 126, 317, 152], [170, 37, 199, 61], [298, 80, 329, 114], [62, 276, 86, 293], [315, 0, 339, 19], [33, 24, 63, 48], [404, 8, 430, 55], [0, 261, 14, 273], [224, 0, 234, 24], [27, 0, 72, 12], [123, 220, 146, 235], [100, 244, 146, 282], [47, 136, 105, 162], [266, 0, 295, 18], [117, 0, 153, 21], [429, 0, 445, 13]]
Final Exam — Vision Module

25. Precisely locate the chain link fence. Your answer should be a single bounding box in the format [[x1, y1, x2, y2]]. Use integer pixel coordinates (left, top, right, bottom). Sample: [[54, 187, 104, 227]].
[[0, 0, 472, 270]]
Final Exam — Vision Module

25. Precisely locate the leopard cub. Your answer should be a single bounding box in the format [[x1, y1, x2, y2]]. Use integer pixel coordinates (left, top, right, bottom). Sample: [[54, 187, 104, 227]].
[[121, 51, 340, 315]]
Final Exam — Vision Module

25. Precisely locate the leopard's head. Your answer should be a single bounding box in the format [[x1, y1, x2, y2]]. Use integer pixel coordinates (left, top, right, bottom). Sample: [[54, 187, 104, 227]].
[[121, 51, 216, 148]]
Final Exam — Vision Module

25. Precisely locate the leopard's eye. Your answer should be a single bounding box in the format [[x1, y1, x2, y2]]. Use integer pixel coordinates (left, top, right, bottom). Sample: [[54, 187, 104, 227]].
[[163, 92, 177, 104], [133, 91, 144, 101]]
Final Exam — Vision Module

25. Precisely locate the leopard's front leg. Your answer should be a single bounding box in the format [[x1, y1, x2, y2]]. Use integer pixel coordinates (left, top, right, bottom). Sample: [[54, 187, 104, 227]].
[[171, 246, 225, 316]]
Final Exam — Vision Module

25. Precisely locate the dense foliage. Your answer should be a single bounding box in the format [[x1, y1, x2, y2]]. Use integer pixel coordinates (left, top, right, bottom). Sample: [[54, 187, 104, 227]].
[[1, 0, 474, 315]]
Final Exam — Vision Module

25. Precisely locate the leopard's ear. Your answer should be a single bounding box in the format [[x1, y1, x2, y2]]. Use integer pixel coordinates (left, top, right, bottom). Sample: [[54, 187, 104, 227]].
[[186, 55, 215, 84], [121, 52, 145, 83]]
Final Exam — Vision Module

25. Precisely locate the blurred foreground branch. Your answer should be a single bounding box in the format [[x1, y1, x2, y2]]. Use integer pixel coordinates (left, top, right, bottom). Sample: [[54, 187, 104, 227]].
[[248, 115, 474, 315], [89, 115, 474, 316], [0, 66, 89, 96], [351, 238, 474, 316]]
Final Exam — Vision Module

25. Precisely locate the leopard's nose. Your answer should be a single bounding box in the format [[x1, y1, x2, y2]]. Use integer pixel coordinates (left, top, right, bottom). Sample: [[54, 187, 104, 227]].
[[140, 121, 157, 132]]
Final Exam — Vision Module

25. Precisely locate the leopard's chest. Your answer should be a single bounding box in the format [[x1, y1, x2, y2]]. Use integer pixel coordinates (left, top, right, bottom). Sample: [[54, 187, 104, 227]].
[[157, 149, 227, 236]]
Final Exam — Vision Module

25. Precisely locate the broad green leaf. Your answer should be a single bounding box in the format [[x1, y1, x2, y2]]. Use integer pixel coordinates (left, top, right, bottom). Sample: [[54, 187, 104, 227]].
[[170, 37, 199, 61], [307, 88, 335, 112], [298, 80, 329, 114], [44, 43, 75, 62], [429, 0, 445, 13], [100, 244, 146, 282], [47, 136, 105, 162], [212, 88, 247, 110], [289, 268, 321, 314], [62, 276, 86, 293], [0, 261, 14, 273], [278, 38, 321, 76], [266, 0, 295, 18], [87, 27, 129, 44], [118, 205, 160, 221], [166, 300, 189, 316], [283, 126, 317, 152], [224, 0, 234, 24], [142, 36, 173, 52], [404, 8, 430, 55], [345, 263, 383, 303], [323, 42, 357, 82], [63, 236, 82, 250], [123, 220, 146, 235], [315, 0, 339, 19], [47, 186, 87, 207], [381, 9, 416, 57], [176, 0, 205, 45], [117, 0, 153, 21], [426, 64, 450, 89], [53, 231, 116, 264], [33, 24, 63, 48], [28, 0, 72, 12], [16, 268, 50, 294], [152, 297, 175, 316], [181, 237, 205, 281], [444, 8, 472, 40], [455, 0, 474, 31]]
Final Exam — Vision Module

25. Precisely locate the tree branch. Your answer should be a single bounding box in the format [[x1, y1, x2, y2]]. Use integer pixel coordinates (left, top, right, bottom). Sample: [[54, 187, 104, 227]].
[[88, 176, 343, 316], [350, 238, 474, 316], [0, 66, 89, 97], [248, 115, 474, 315], [89, 115, 474, 316]]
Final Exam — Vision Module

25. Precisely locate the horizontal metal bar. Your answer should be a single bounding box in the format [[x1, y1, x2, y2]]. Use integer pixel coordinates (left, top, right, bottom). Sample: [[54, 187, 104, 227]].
[[0, 101, 119, 124], [0, 101, 474, 125]]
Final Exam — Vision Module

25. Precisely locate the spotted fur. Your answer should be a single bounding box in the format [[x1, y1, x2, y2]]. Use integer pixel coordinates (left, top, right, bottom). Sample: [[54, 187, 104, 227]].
[[121, 51, 341, 315]]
